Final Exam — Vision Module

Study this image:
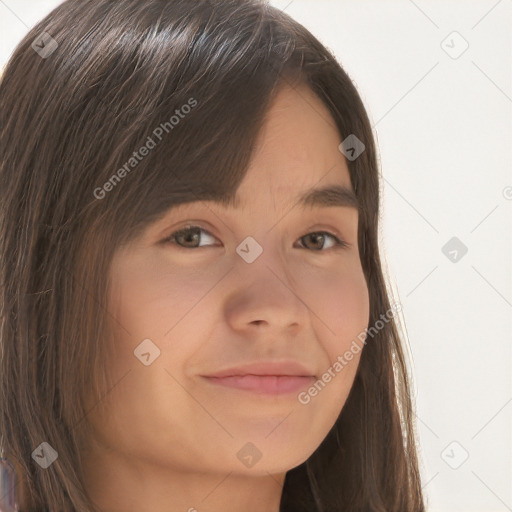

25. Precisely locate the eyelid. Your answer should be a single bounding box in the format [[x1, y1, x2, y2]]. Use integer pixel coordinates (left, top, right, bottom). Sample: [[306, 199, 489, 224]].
[[160, 222, 351, 251], [159, 222, 218, 244]]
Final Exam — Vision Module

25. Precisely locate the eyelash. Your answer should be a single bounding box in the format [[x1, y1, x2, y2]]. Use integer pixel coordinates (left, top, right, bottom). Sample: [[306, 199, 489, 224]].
[[161, 224, 349, 252]]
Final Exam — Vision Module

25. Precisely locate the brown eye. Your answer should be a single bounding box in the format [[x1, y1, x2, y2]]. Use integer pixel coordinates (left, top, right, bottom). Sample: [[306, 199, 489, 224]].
[[297, 231, 348, 251], [162, 225, 218, 249], [161, 226, 348, 252]]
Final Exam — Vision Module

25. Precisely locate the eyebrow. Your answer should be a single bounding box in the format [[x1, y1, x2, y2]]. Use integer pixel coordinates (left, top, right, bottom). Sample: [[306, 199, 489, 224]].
[[218, 184, 359, 211], [296, 184, 359, 210]]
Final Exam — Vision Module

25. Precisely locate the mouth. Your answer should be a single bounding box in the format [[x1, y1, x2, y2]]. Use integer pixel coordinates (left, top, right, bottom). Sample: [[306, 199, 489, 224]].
[[200, 360, 317, 395], [201, 374, 316, 394]]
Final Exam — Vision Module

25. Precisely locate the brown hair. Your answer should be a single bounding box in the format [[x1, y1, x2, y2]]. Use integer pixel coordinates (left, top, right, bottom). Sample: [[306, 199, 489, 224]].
[[0, 0, 426, 510]]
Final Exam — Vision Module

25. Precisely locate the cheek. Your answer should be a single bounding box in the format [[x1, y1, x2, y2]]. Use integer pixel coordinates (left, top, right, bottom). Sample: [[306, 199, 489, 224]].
[[107, 252, 229, 393], [333, 268, 370, 347], [302, 258, 370, 349], [292, 261, 369, 435], [109, 251, 220, 342], [303, 259, 369, 387]]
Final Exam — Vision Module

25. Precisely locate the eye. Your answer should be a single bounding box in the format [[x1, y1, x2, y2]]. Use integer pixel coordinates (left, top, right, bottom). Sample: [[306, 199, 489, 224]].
[[161, 224, 349, 252], [296, 231, 349, 251], [160, 225, 219, 249]]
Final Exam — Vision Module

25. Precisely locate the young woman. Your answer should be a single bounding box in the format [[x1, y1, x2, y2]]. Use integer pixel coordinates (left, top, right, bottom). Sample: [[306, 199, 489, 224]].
[[0, 0, 426, 510]]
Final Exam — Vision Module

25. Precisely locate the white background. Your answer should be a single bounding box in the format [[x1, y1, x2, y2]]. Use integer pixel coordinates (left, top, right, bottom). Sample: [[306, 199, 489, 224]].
[[1, 1, 511, 511]]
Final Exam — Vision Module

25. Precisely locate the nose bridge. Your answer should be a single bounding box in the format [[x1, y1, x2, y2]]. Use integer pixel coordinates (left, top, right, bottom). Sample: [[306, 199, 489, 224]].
[[232, 206, 304, 292], [235, 227, 286, 286], [224, 228, 309, 329]]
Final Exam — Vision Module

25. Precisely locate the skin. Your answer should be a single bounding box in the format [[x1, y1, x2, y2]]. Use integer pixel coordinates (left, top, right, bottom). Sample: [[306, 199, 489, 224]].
[[80, 82, 370, 512]]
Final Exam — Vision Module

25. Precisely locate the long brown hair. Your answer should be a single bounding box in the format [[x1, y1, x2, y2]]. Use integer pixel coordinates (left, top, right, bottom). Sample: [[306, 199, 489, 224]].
[[0, 0, 426, 510]]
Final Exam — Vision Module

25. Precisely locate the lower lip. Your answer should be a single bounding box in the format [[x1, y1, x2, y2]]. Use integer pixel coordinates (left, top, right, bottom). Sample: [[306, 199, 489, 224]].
[[202, 375, 315, 394]]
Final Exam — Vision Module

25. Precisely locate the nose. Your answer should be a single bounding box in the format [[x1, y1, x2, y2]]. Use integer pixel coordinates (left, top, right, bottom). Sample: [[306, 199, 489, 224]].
[[223, 244, 312, 334]]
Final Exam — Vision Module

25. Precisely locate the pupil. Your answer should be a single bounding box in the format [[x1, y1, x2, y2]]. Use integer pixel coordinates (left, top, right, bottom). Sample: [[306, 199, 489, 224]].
[[181, 229, 199, 246], [308, 233, 323, 249]]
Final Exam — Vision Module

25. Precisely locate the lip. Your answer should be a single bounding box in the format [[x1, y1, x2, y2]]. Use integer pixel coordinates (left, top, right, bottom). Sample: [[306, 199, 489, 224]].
[[202, 360, 316, 378], [203, 375, 315, 394], [200, 361, 316, 395]]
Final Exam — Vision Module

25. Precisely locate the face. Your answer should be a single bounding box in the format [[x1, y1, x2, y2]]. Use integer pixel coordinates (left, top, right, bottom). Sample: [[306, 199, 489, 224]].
[[85, 83, 370, 478]]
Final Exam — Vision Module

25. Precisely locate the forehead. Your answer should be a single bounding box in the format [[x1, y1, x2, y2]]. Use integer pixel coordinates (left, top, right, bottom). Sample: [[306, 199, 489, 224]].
[[144, 83, 358, 236], [251, 82, 346, 162], [226, 83, 354, 208]]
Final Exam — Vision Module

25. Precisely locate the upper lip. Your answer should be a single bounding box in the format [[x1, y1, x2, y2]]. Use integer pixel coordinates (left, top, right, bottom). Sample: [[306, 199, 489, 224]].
[[202, 360, 316, 378]]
